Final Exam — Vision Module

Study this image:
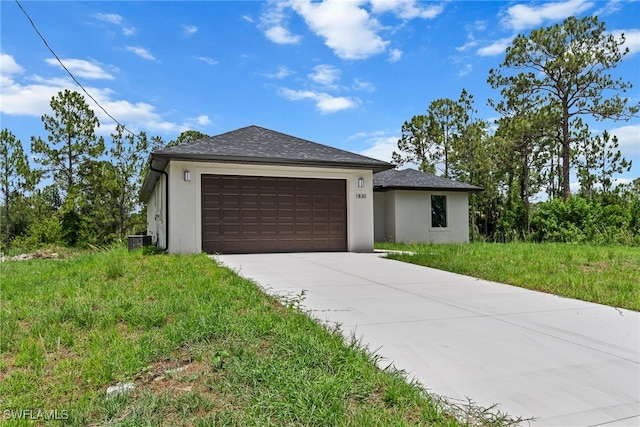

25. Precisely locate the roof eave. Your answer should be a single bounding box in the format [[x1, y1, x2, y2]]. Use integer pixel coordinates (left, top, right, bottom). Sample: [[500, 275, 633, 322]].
[[138, 156, 169, 202], [151, 152, 394, 173], [373, 185, 484, 193]]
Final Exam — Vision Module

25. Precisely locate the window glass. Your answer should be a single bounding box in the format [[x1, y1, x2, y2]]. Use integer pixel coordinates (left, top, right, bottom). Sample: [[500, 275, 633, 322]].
[[431, 195, 447, 228]]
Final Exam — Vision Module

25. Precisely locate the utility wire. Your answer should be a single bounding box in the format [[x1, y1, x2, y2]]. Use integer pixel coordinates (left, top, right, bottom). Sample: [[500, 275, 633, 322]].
[[14, 0, 135, 136]]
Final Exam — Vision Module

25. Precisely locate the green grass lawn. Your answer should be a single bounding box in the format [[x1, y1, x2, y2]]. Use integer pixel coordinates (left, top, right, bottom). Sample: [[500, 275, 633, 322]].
[[0, 248, 483, 426], [377, 242, 640, 311]]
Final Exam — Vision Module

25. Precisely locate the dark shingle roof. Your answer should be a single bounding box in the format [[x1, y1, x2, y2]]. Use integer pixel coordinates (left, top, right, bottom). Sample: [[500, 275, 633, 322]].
[[154, 125, 391, 169], [140, 125, 393, 201], [373, 168, 483, 192]]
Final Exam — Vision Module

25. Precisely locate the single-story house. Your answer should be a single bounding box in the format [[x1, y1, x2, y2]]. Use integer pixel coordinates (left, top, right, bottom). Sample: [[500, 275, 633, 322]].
[[373, 168, 483, 244], [139, 125, 393, 254], [140, 126, 483, 253]]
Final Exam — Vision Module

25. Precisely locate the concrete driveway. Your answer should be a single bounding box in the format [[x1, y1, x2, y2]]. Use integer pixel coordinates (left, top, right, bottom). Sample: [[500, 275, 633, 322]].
[[214, 252, 640, 426]]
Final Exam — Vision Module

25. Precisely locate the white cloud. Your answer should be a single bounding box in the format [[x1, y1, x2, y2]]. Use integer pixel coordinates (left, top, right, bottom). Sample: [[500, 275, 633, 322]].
[[125, 46, 157, 61], [94, 13, 123, 25], [611, 29, 640, 57], [0, 54, 25, 77], [308, 64, 341, 89], [0, 56, 186, 135], [359, 135, 398, 163], [353, 78, 375, 92], [261, 1, 302, 44], [355, 129, 425, 167], [196, 115, 212, 126], [458, 64, 472, 77], [183, 24, 198, 37], [457, 20, 486, 52], [95, 94, 177, 133], [265, 66, 294, 79], [93, 12, 135, 36], [45, 58, 114, 80], [289, 0, 388, 60], [265, 25, 302, 44], [610, 124, 640, 155], [594, 0, 623, 17], [1, 74, 68, 116], [279, 88, 359, 113], [501, 0, 594, 31], [456, 40, 479, 52], [477, 37, 512, 57], [370, 0, 444, 19], [388, 48, 402, 62], [259, 0, 441, 60], [194, 56, 218, 65], [474, 20, 488, 32]]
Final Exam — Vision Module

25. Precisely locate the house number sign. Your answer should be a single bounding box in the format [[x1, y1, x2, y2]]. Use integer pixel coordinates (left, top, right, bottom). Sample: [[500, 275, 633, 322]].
[[356, 193, 367, 199]]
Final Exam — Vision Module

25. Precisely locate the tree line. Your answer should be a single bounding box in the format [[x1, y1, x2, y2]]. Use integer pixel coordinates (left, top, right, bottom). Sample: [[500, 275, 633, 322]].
[[0, 89, 208, 251], [393, 16, 640, 244], [1, 16, 639, 251]]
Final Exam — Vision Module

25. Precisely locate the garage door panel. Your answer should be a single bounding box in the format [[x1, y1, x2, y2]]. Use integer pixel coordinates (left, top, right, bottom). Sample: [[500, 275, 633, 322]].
[[295, 195, 311, 205], [278, 224, 295, 234], [221, 178, 240, 190], [221, 224, 242, 235], [202, 175, 346, 254], [240, 178, 259, 190], [313, 195, 328, 205], [260, 180, 278, 191], [203, 208, 220, 219], [221, 194, 240, 205], [278, 180, 295, 191], [296, 209, 311, 220], [241, 194, 258, 205], [314, 223, 328, 233], [221, 208, 241, 220], [329, 195, 344, 206], [330, 223, 346, 233], [261, 209, 277, 220], [260, 194, 277, 206], [296, 223, 312, 234], [278, 209, 294, 220], [313, 210, 329, 220], [278, 194, 294, 206], [242, 209, 259, 220], [260, 223, 278, 235]]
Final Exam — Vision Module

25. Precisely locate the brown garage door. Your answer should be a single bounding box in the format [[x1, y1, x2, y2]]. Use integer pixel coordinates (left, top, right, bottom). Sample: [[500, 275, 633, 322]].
[[202, 175, 347, 254]]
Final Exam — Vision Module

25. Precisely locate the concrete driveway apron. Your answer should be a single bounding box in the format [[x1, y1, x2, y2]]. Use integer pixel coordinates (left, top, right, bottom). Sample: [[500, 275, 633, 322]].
[[214, 252, 640, 427]]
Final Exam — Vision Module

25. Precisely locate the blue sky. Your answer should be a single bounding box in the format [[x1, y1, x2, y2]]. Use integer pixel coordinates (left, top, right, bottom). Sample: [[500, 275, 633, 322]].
[[1, 0, 639, 191]]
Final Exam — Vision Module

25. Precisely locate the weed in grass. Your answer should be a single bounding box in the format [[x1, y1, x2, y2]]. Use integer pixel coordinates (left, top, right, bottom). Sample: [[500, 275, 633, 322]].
[[101, 247, 128, 280], [211, 350, 230, 371]]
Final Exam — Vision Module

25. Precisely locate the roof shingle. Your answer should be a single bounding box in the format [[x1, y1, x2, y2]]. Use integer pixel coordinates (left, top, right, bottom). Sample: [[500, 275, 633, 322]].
[[373, 168, 483, 192], [154, 125, 392, 169]]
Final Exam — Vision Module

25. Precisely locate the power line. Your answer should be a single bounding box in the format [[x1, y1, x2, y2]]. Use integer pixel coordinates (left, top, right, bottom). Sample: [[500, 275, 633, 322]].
[[14, 0, 135, 136]]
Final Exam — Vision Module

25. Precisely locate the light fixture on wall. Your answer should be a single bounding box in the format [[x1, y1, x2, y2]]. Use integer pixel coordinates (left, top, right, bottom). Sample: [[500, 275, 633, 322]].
[[184, 171, 191, 182], [357, 177, 365, 188]]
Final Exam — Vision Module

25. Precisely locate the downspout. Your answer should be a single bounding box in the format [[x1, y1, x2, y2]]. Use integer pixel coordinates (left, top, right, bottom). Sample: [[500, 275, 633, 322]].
[[149, 162, 169, 251]]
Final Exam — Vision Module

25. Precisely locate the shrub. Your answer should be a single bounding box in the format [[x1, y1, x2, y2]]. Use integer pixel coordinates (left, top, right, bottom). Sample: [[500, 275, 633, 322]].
[[530, 195, 639, 245]]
